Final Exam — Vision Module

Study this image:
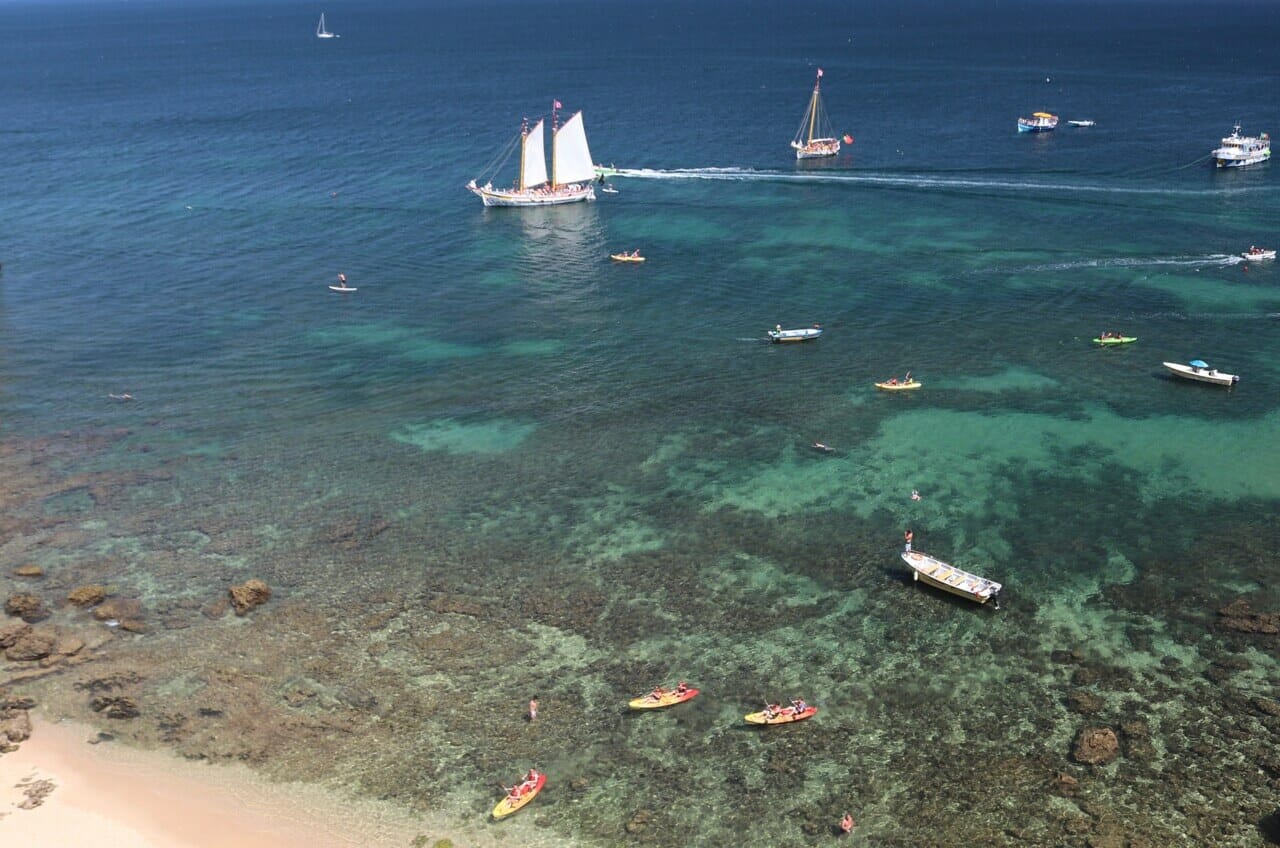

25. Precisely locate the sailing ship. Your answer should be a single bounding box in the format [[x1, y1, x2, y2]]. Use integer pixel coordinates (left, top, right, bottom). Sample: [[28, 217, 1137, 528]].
[[791, 69, 841, 159], [467, 101, 597, 207], [315, 13, 337, 38]]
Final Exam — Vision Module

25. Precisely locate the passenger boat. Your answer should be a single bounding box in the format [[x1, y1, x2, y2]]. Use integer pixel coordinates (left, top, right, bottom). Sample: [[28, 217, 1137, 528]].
[[1212, 125, 1270, 168], [1067, 119, 1096, 127], [1093, 335, 1137, 345], [768, 325, 823, 343], [902, 551, 1002, 607], [875, 379, 921, 391], [610, 252, 645, 263], [467, 102, 597, 207], [1162, 360, 1239, 386], [1017, 112, 1059, 133], [1242, 247, 1276, 261], [790, 69, 842, 159]]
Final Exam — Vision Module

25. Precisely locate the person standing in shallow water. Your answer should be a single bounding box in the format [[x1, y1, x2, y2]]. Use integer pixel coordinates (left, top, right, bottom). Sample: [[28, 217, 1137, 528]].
[[528, 697, 538, 721], [904, 529, 913, 552], [840, 813, 855, 834]]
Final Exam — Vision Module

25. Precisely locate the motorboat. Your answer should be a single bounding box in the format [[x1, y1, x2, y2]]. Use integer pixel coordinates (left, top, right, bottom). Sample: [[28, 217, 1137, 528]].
[[767, 324, 823, 343], [1017, 112, 1059, 133], [1242, 247, 1276, 260], [902, 550, 1002, 607], [1067, 119, 1096, 127], [1162, 359, 1239, 387], [1212, 125, 1270, 168], [1093, 335, 1137, 345]]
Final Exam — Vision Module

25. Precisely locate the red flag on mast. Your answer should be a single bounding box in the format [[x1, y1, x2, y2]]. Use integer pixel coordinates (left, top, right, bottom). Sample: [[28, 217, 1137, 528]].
[[554, 100, 563, 109]]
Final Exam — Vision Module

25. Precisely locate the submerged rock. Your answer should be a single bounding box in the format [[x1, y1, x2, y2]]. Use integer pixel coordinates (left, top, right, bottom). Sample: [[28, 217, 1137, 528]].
[[4, 593, 49, 623], [5, 627, 58, 662], [1217, 599, 1280, 635], [12, 564, 43, 579], [67, 585, 108, 608], [229, 579, 271, 615], [92, 597, 143, 622], [1073, 726, 1120, 765], [1066, 690, 1105, 715], [90, 695, 140, 719], [0, 621, 32, 649]]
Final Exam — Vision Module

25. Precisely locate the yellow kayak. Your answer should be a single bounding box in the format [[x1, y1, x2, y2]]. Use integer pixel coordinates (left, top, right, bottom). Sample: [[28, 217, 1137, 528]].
[[875, 380, 921, 391], [610, 253, 645, 263], [492, 772, 546, 819], [628, 687, 700, 710], [744, 705, 818, 725]]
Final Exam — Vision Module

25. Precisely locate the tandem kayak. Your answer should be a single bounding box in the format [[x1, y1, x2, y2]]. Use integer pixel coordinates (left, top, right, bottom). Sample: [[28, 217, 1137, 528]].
[[874, 380, 921, 391], [744, 705, 818, 725], [1093, 336, 1137, 345], [493, 772, 546, 819], [628, 688, 700, 710], [610, 253, 645, 263]]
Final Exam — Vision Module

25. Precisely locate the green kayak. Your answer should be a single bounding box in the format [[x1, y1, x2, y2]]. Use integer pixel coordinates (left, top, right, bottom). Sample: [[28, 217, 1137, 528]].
[[1093, 336, 1137, 345]]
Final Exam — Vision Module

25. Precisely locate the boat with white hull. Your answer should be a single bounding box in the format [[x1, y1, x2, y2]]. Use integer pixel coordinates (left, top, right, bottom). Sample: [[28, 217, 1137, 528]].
[[468, 103, 597, 207], [1242, 247, 1276, 261], [316, 13, 337, 38], [902, 551, 1002, 607], [1212, 125, 1270, 168], [768, 324, 823, 343], [791, 69, 842, 159], [1018, 112, 1058, 133], [1163, 360, 1238, 386]]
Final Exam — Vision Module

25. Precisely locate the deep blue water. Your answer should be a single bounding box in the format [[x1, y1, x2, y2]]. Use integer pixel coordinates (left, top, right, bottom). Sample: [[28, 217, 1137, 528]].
[[2, 2, 1279, 845]]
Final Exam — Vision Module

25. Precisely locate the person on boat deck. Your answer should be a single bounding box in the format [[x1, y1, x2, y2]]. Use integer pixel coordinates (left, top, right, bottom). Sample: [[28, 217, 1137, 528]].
[[904, 529, 913, 552], [776, 324, 783, 334], [632, 249, 640, 257], [904, 371, 912, 382], [887, 377, 898, 385]]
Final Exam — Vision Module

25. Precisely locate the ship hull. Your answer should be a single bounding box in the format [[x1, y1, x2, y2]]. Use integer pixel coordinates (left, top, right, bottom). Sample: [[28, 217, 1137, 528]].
[[468, 183, 595, 207]]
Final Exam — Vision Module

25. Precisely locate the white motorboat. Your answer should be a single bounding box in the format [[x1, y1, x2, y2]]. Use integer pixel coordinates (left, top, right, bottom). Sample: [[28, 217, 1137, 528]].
[[1212, 125, 1270, 168], [1017, 112, 1059, 133], [790, 69, 843, 159], [1242, 247, 1276, 261], [1067, 119, 1096, 127], [1162, 360, 1239, 386], [902, 551, 1002, 607], [467, 102, 598, 207], [316, 13, 338, 38], [767, 324, 823, 343]]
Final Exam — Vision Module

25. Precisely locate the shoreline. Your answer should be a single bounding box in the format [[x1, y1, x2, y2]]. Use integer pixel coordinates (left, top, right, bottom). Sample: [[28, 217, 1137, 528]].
[[0, 716, 461, 848]]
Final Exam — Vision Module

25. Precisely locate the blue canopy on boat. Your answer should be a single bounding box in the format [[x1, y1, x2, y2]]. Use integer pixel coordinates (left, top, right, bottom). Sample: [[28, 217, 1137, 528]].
[[1189, 359, 1208, 368]]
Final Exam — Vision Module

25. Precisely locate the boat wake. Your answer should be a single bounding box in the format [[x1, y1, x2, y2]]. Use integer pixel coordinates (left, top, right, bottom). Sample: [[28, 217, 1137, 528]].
[[610, 167, 1269, 198], [1009, 254, 1245, 273]]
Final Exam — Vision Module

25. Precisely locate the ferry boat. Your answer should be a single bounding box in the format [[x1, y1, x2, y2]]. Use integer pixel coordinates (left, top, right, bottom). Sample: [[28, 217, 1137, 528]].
[[1212, 125, 1270, 168], [1017, 112, 1059, 133], [467, 102, 597, 207], [791, 69, 842, 159]]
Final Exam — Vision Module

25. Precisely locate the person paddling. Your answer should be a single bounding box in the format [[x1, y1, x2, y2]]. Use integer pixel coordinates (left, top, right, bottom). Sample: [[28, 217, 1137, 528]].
[[840, 813, 855, 834]]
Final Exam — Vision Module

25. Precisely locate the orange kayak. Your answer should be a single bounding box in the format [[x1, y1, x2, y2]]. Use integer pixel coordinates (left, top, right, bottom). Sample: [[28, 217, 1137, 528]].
[[628, 687, 700, 710], [492, 772, 546, 819], [744, 705, 818, 725]]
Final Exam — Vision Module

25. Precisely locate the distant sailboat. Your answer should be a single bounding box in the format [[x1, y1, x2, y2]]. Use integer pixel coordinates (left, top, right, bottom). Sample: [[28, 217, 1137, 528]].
[[316, 13, 337, 38], [467, 101, 597, 207], [791, 69, 841, 159]]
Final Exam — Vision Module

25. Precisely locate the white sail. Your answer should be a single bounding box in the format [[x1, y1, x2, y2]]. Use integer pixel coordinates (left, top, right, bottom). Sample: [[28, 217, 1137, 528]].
[[520, 119, 548, 190], [553, 111, 595, 186]]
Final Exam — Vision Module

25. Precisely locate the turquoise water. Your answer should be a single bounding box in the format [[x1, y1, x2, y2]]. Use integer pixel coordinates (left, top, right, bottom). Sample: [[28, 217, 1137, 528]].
[[2, 1, 1279, 845]]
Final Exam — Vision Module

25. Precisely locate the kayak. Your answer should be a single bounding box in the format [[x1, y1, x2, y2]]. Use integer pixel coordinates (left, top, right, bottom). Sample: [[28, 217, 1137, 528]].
[[610, 253, 645, 263], [492, 772, 546, 819], [875, 381, 921, 391], [744, 705, 818, 725], [628, 688, 700, 710], [1093, 336, 1137, 345]]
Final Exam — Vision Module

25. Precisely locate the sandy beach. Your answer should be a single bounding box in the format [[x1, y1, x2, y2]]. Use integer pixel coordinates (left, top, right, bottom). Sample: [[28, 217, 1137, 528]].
[[0, 717, 429, 848]]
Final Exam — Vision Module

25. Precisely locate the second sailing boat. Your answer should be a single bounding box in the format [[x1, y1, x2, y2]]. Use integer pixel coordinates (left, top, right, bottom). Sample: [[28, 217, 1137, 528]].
[[791, 68, 843, 160]]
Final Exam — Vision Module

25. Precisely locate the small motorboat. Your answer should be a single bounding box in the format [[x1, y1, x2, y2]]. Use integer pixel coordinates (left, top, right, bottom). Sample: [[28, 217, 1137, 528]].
[[902, 551, 1002, 607], [811, 442, 835, 453], [1093, 335, 1137, 345], [768, 324, 823, 343], [875, 379, 921, 391], [610, 252, 645, 263], [1162, 360, 1239, 387], [1242, 247, 1276, 260], [601, 185, 618, 194], [1017, 112, 1059, 133], [1067, 119, 1096, 127]]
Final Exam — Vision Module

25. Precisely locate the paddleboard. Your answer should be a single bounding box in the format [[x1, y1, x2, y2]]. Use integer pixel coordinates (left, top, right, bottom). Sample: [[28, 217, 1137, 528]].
[[874, 381, 921, 391], [744, 705, 818, 725], [492, 772, 546, 819], [329, 285, 358, 292], [1092, 336, 1136, 345], [628, 688, 700, 710]]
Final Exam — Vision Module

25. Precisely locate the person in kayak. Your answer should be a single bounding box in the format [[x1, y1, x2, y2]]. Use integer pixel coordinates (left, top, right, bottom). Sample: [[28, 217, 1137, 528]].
[[675, 681, 690, 696], [649, 685, 667, 700], [840, 813, 855, 834], [790, 697, 809, 714], [522, 768, 540, 787]]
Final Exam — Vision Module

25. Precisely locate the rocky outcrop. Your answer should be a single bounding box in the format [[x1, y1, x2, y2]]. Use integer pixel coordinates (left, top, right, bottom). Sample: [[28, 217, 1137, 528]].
[[229, 579, 271, 615], [90, 695, 140, 719], [4, 593, 49, 623], [1073, 726, 1120, 765], [1217, 599, 1280, 634], [67, 585, 108, 608], [1066, 690, 1105, 715], [0, 621, 31, 649], [4, 627, 57, 662], [12, 564, 43, 579]]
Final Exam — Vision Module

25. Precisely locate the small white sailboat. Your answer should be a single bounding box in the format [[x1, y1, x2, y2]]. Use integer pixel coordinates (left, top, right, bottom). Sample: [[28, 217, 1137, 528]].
[[467, 101, 597, 207], [791, 69, 842, 159], [316, 13, 338, 39]]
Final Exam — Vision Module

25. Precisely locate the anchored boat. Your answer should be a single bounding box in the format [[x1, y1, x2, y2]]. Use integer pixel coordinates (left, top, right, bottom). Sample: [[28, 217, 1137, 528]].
[[768, 324, 823, 343], [1162, 360, 1239, 387], [902, 550, 1002, 607], [791, 69, 842, 159], [1212, 125, 1270, 168], [1018, 112, 1059, 133], [467, 102, 597, 207]]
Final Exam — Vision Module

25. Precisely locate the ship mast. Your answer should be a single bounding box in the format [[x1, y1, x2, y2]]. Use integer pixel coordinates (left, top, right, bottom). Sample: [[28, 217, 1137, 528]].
[[807, 75, 821, 144], [519, 117, 528, 191], [551, 100, 559, 189]]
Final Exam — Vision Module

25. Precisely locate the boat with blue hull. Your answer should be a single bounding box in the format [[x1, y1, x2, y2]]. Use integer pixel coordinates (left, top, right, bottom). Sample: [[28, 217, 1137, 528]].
[[1017, 112, 1058, 133]]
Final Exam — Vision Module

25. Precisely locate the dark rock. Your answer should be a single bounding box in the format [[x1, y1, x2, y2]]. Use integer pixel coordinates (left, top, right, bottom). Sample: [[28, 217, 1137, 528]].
[[5, 627, 58, 661], [1073, 726, 1120, 765], [1217, 599, 1280, 635], [67, 585, 108, 607], [0, 709, 32, 743], [625, 808, 652, 834], [5, 593, 49, 623], [1071, 667, 1099, 686], [202, 597, 230, 619], [89, 695, 140, 719], [229, 579, 271, 615], [1066, 690, 1105, 715], [570, 777, 589, 792], [1252, 697, 1280, 717], [0, 621, 32, 649], [1049, 771, 1080, 795]]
